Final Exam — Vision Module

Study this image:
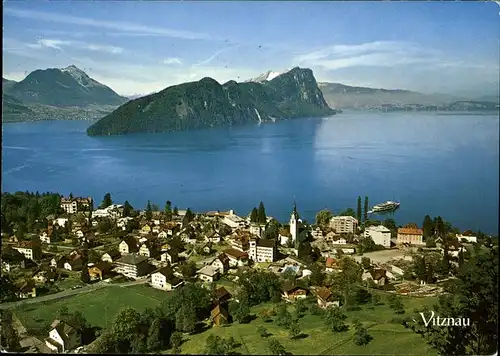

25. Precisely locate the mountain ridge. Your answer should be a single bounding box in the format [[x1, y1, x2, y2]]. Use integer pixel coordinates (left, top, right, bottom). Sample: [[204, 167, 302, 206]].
[[4, 65, 127, 108], [87, 67, 336, 136]]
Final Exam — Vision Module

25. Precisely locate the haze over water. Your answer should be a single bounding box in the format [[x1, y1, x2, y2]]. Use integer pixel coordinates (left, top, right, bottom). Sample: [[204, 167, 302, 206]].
[[2, 112, 499, 235]]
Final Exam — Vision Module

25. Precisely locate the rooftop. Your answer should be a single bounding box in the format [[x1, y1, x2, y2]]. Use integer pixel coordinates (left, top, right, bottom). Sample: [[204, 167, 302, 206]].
[[116, 253, 148, 265], [366, 225, 391, 233]]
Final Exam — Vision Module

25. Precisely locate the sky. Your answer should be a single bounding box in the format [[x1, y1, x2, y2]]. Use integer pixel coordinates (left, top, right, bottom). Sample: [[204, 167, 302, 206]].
[[3, 1, 499, 97]]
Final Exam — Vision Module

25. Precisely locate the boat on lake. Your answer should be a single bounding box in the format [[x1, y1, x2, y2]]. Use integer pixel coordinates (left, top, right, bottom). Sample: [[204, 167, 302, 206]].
[[368, 200, 400, 213]]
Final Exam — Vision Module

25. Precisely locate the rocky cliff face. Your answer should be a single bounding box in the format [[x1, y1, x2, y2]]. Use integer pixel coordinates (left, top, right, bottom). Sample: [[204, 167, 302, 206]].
[[87, 67, 336, 136]]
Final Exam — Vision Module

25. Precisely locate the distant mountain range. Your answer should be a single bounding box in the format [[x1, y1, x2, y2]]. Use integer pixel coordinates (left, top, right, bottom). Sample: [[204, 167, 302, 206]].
[[3, 65, 498, 124], [317, 82, 498, 109], [2, 65, 127, 123], [87, 67, 336, 136]]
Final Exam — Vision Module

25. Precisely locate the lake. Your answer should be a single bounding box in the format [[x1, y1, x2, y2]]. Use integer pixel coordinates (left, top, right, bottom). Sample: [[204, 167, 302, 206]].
[[2, 112, 499, 234]]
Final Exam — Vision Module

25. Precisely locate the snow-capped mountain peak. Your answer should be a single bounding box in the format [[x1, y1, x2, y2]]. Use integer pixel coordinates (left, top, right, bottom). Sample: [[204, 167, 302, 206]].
[[61, 65, 99, 87], [245, 69, 291, 83]]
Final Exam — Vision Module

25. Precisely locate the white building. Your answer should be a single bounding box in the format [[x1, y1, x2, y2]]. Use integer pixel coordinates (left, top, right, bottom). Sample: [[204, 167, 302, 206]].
[[248, 239, 277, 263], [60, 196, 92, 214], [197, 265, 220, 283], [53, 218, 69, 228], [222, 211, 246, 229], [364, 225, 392, 248], [332, 237, 348, 245], [150, 267, 183, 291], [289, 203, 299, 245], [329, 216, 358, 234], [45, 320, 81, 353], [456, 233, 477, 243], [249, 224, 265, 238]]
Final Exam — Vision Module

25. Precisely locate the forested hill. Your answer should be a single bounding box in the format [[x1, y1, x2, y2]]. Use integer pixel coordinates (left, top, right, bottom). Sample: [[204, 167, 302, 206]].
[[86, 67, 336, 136]]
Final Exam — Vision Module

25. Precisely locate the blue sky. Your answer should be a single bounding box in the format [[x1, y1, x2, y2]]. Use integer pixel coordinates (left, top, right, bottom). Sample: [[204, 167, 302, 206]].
[[3, 1, 499, 96]]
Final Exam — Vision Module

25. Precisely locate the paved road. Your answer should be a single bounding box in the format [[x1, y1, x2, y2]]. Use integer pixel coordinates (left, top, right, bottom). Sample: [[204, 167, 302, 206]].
[[0, 279, 149, 310]]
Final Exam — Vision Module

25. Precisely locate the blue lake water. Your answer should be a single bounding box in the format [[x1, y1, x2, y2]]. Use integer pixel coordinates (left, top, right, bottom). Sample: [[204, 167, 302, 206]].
[[2, 112, 499, 234]]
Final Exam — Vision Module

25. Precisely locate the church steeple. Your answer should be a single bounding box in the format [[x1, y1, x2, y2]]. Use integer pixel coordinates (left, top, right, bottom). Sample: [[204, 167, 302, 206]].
[[289, 199, 299, 245], [291, 199, 299, 220]]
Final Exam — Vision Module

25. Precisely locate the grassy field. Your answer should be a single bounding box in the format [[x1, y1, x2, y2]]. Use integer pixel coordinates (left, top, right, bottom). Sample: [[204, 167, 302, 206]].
[[166, 295, 438, 355], [15, 277, 438, 355], [14, 284, 170, 335]]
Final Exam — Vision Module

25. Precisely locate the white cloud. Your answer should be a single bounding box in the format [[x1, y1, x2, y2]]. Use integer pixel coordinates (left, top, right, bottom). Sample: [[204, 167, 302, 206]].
[[4, 7, 213, 41], [294, 40, 499, 76], [20, 38, 124, 54], [194, 45, 241, 67], [26, 39, 71, 51], [163, 58, 183, 65]]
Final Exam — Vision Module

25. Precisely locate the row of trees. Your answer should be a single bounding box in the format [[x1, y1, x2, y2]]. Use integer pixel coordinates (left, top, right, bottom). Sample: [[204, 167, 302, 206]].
[[93, 283, 213, 353], [250, 202, 267, 224], [409, 245, 498, 355], [356, 196, 369, 224], [1, 192, 63, 237]]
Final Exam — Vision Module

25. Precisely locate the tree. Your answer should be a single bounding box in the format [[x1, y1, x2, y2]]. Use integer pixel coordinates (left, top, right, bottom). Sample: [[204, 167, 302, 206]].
[[112, 307, 142, 341], [382, 218, 397, 236], [308, 263, 325, 286], [356, 196, 362, 223], [361, 257, 371, 270], [145, 201, 153, 220], [388, 295, 405, 314], [185, 208, 195, 224], [275, 303, 292, 328], [179, 261, 197, 280], [164, 201, 172, 221], [257, 201, 267, 224], [295, 298, 308, 318], [363, 196, 369, 223], [203, 335, 237, 355], [258, 325, 269, 338], [458, 248, 464, 267], [175, 306, 196, 333], [122, 200, 134, 217], [0, 276, 17, 303], [131, 336, 147, 354], [324, 306, 348, 332], [263, 219, 280, 240], [414, 256, 427, 282], [80, 264, 90, 284], [333, 257, 362, 307], [170, 331, 183, 353], [422, 215, 433, 239], [173, 206, 179, 215], [353, 319, 373, 345], [315, 209, 332, 228], [229, 299, 250, 323], [410, 246, 498, 355], [146, 318, 162, 352], [338, 208, 355, 217], [0, 310, 20, 351], [267, 338, 287, 355], [288, 318, 301, 339], [250, 207, 258, 223], [100, 193, 112, 209], [91, 330, 118, 353]]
